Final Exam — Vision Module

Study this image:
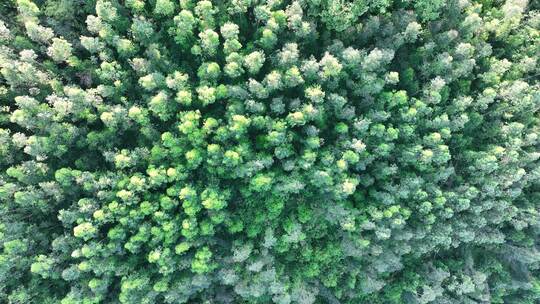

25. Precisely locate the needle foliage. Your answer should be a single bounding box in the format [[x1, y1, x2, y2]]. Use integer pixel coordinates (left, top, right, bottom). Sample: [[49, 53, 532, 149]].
[[0, 0, 539, 303]]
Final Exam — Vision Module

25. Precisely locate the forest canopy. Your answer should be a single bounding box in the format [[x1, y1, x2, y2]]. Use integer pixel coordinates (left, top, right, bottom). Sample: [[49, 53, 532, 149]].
[[0, 0, 539, 303]]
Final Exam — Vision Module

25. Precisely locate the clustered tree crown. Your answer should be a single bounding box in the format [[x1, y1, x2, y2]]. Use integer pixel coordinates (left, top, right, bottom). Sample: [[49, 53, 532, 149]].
[[0, 0, 539, 303]]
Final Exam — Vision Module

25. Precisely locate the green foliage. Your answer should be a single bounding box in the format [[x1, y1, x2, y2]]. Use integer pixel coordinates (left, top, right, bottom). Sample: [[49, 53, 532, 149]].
[[0, 0, 539, 303]]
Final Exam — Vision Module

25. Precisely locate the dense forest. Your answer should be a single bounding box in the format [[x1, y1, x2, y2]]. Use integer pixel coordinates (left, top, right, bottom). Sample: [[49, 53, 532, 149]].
[[0, 0, 539, 303]]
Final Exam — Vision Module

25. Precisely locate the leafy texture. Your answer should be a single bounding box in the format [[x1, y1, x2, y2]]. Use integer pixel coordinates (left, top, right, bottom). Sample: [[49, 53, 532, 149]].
[[0, 0, 539, 303]]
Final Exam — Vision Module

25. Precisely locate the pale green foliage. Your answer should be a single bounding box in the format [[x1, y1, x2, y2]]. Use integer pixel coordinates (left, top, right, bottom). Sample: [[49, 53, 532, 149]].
[[0, 0, 539, 303]]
